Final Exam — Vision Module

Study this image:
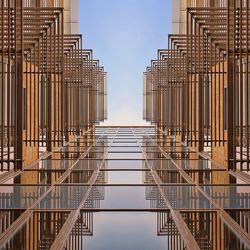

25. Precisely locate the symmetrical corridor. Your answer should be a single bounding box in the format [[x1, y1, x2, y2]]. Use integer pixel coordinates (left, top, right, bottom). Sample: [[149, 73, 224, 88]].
[[1, 127, 250, 249], [1, 0, 250, 249]]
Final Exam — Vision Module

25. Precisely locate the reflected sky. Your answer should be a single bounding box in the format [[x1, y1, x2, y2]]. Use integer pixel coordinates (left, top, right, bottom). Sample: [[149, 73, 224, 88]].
[[84, 212, 167, 250], [107, 159, 143, 169], [86, 186, 154, 209], [106, 171, 143, 184]]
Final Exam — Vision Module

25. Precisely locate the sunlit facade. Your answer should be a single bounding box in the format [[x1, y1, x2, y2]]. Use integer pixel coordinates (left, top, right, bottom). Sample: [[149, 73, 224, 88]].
[[143, 0, 250, 248], [0, 1, 107, 249], [0, 0, 107, 172], [1, 0, 250, 249]]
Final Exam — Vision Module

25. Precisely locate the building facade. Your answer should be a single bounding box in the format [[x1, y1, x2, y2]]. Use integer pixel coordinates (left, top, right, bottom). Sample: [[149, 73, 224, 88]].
[[0, 2, 107, 248], [144, 0, 250, 248], [145, 0, 250, 170], [0, 0, 107, 172]]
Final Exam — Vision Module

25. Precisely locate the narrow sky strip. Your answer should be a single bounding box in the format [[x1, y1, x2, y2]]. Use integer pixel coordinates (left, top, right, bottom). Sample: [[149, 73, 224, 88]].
[[79, 0, 172, 125]]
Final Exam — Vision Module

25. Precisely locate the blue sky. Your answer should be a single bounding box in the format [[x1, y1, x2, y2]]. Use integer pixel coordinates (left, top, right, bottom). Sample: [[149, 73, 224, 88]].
[[79, 0, 172, 125]]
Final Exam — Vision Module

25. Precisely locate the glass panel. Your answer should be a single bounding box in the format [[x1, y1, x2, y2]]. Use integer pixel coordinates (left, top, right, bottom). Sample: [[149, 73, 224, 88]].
[[8, 170, 64, 185], [161, 185, 214, 209], [26, 158, 76, 170], [202, 185, 250, 209], [180, 210, 250, 250], [63, 170, 98, 184], [102, 170, 146, 184], [174, 158, 224, 170], [112, 142, 139, 147], [113, 140, 137, 143], [108, 146, 140, 152], [37, 185, 91, 209], [83, 185, 166, 209], [0, 185, 49, 209], [83, 212, 168, 250], [147, 159, 178, 170], [74, 159, 104, 170], [156, 170, 188, 184], [106, 159, 144, 169], [0, 212, 70, 250], [108, 153, 142, 159]]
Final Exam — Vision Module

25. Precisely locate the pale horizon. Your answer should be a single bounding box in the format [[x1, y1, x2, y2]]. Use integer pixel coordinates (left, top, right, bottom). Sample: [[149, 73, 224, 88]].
[[79, 0, 172, 125]]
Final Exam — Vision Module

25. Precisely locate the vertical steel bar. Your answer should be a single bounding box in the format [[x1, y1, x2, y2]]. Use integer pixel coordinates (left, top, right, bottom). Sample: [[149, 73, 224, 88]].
[[240, 0, 243, 169], [7, 0, 11, 170], [33, 43, 36, 146], [16, 0, 23, 170], [61, 11, 64, 146], [1, 0, 5, 171], [29, 48, 32, 146], [246, 0, 249, 169]]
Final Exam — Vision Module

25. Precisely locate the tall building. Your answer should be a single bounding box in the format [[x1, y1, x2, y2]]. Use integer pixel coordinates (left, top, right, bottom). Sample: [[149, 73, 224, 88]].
[[0, 1, 107, 249], [0, 0, 107, 172], [145, 0, 250, 170], [144, 0, 250, 248], [172, 0, 228, 34], [23, 0, 78, 33], [1, 0, 250, 249]]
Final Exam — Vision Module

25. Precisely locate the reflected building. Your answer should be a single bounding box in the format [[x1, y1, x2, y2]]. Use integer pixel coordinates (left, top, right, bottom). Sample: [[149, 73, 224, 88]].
[[2, 123, 250, 249]]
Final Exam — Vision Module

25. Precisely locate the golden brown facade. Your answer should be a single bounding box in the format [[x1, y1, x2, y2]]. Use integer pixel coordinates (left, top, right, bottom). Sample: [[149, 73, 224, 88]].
[[0, 1, 107, 248], [144, 0, 250, 249], [2, 0, 250, 249], [144, 0, 250, 170], [0, 0, 107, 172]]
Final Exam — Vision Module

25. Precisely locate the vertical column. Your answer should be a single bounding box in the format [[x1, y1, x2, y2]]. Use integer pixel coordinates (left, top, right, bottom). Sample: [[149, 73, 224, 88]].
[[16, 0, 24, 170], [227, 0, 235, 171]]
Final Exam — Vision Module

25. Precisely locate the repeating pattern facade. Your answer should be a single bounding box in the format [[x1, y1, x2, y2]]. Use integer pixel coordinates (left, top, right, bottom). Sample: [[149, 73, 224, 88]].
[[0, 1, 107, 249], [144, 0, 250, 249], [0, 0, 107, 172]]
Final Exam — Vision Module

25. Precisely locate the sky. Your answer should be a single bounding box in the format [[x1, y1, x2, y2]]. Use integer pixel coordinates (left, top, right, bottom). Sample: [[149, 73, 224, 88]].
[[78, 0, 172, 125]]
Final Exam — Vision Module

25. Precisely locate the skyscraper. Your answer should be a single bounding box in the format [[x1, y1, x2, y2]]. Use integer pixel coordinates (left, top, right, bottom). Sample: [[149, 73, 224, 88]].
[[0, 1, 107, 248], [144, 0, 250, 248], [1, 0, 250, 249], [0, 0, 107, 172]]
